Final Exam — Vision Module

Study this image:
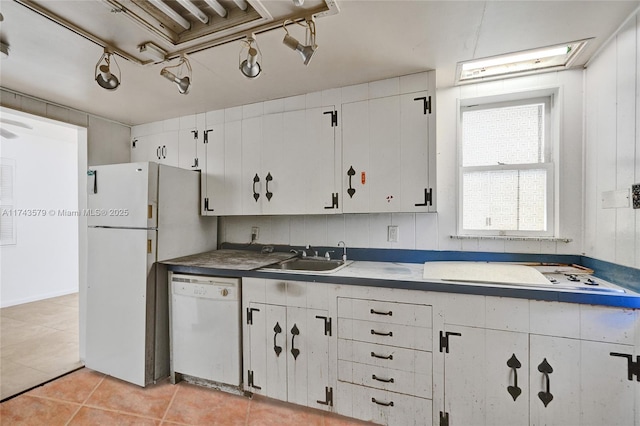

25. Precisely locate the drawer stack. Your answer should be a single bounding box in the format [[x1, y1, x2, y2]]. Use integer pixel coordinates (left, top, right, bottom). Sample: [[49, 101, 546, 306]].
[[335, 297, 433, 426]]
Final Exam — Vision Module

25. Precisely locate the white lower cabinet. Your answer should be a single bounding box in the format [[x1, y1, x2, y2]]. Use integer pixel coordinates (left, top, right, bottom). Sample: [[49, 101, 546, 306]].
[[441, 299, 638, 426], [242, 278, 336, 412], [336, 297, 434, 425], [242, 280, 638, 426]]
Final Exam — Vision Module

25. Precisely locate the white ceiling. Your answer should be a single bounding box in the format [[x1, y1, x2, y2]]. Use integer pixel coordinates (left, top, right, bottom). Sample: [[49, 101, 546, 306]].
[[0, 0, 639, 126]]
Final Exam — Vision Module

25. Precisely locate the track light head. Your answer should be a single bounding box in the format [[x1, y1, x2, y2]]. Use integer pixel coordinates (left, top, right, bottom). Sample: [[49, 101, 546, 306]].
[[282, 18, 317, 66], [160, 56, 192, 94], [239, 35, 262, 79], [95, 49, 120, 90]]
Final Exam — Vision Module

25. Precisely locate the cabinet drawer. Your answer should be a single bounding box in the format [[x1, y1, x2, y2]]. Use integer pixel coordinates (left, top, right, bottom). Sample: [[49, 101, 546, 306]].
[[338, 318, 432, 351], [338, 297, 432, 328], [338, 360, 432, 399], [338, 339, 431, 374], [336, 382, 432, 426]]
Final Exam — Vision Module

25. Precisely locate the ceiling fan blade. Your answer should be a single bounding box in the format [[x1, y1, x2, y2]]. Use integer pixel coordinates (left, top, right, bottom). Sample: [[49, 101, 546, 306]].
[[0, 118, 32, 129], [0, 127, 18, 139]]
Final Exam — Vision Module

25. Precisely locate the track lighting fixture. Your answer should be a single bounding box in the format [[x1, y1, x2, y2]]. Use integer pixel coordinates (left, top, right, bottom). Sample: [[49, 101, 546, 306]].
[[239, 34, 262, 79], [160, 55, 192, 94], [282, 18, 317, 66], [95, 48, 121, 90]]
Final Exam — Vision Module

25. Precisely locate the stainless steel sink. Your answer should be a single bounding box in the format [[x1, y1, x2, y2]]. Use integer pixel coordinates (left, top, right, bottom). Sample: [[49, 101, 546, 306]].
[[262, 257, 353, 274]]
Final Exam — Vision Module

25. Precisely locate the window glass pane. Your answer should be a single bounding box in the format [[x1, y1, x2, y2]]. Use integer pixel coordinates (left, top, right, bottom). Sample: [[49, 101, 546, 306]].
[[462, 103, 544, 167], [519, 169, 547, 231], [462, 169, 547, 231]]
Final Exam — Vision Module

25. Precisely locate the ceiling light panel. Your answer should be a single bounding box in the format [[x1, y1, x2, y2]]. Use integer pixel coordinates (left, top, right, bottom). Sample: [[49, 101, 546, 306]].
[[456, 39, 589, 84]]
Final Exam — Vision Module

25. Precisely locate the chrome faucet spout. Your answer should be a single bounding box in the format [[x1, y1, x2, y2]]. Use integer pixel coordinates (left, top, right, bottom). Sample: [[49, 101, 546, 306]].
[[337, 241, 347, 261]]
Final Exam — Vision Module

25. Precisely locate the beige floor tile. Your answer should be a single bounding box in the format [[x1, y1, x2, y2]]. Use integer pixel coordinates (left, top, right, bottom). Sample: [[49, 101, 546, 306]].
[[2, 331, 79, 374], [0, 317, 59, 348], [0, 360, 53, 400], [1, 300, 74, 326], [47, 293, 79, 307]]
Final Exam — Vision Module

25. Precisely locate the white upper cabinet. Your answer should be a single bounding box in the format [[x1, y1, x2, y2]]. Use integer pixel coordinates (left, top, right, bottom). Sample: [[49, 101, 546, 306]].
[[342, 86, 435, 213], [133, 72, 435, 216]]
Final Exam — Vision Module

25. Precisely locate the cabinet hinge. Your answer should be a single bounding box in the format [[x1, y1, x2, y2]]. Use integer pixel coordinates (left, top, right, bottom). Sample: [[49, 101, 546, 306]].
[[415, 188, 433, 207], [132, 138, 137, 148], [203, 197, 214, 212], [315, 315, 332, 336], [439, 411, 449, 426], [324, 192, 339, 210], [247, 370, 261, 390], [191, 130, 198, 140], [203, 129, 213, 144], [414, 96, 432, 115], [610, 352, 640, 381], [246, 307, 259, 325], [191, 158, 199, 168], [439, 330, 462, 353], [316, 386, 333, 406], [324, 110, 338, 127]]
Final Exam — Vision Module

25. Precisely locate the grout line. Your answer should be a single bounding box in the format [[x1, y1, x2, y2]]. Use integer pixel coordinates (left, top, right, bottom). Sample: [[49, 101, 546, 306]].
[[160, 381, 181, 423], [64, 370, 107, 425]]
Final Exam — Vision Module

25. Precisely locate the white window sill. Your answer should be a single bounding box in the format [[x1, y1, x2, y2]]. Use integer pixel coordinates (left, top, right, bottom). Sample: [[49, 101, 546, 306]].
[[450, 235, 572, 243]]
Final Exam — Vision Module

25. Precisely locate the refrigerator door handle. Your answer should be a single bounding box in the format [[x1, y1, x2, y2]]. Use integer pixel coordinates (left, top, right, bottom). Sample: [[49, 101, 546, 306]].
[[87, 170, 98, 193]]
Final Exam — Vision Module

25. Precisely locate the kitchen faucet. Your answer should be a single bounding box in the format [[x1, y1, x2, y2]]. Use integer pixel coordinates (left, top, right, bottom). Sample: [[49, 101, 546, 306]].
[[338, 241, 347, 261], [303, 244, 318, 258]]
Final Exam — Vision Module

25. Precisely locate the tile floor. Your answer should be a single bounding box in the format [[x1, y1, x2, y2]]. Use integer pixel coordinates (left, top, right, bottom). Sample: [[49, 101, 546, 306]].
[[0, 368, 375, 425], [1, 293, 82, 400]]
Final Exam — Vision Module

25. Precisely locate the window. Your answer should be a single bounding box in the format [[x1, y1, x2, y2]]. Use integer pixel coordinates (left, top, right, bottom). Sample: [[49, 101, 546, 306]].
[[459, 96, 554, 237]]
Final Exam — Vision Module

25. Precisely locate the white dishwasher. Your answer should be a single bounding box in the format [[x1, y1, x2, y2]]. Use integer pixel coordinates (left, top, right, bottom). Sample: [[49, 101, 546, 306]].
[[169, 273, 241, 387]]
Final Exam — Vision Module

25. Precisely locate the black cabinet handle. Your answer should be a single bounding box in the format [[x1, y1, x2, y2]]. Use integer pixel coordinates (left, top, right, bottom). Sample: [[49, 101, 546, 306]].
[[371, 398, 394, 407], [347, 166, 356, 198], [372, 374, 394, 383], [507, 353, 522, 401], [371, 329, 393, 337], [273, 322, 282, 357], [191, 158, 199, 168], [290, 324, 300, 360], [161, 145, 167, 158], [370, 308, 392, 316], [537, 358, 554, 407], [156, 146, 161, 159], [252, 174, 260, 202], [371, 352, 393, 360], [265, 172, 273, 201]]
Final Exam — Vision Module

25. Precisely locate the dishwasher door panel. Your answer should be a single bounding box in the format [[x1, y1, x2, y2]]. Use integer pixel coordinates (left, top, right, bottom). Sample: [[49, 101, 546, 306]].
[[170, 275, 241, 386]]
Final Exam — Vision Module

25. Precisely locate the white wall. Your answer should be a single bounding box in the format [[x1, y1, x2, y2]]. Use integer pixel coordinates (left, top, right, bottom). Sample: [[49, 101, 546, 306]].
[[219, 70, 585, 256], [584, 13, 640, 269], [0, 112, 79, 306]]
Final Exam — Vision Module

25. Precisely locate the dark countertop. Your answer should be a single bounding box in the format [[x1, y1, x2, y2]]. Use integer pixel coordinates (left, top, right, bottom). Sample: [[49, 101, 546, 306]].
[[163, 249, 296, 270], [162, 251, 640, 309]]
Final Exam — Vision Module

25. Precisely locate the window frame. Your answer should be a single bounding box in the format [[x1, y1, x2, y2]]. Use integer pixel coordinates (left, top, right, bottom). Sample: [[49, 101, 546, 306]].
[[457, 92, 557, 238]]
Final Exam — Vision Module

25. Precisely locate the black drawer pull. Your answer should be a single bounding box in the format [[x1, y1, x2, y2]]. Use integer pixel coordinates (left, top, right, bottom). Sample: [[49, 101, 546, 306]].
[[370, 308, 392, 316], [371, 398, 394, 407], [371, 352, 393, 360], [371, 330, 393, 337], [372, 374, 394, 383]]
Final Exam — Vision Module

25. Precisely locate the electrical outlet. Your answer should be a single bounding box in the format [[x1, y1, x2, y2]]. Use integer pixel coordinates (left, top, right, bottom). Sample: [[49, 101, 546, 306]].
[[251, 226, 259, 242], [633, 184, 640, 209], [387, 225, 398, 243]]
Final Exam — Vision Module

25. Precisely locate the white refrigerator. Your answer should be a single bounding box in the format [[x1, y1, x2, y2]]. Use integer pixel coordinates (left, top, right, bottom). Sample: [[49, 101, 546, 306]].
[[85, 162, 217, 387]]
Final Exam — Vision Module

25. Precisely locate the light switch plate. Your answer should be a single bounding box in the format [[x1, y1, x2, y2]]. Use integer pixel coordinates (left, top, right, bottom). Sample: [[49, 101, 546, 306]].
[[632, 184, 640, 209]]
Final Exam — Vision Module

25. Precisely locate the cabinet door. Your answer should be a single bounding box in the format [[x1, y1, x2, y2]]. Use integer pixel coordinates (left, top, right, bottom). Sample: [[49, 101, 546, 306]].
[[442, 326, 529, 426], [400, 91, 433, 212], [286, 307, 332, 410], [342, 99, 370, 213], [306, 107, 339, 214], [202, 123, 225, 215], [241, 116, 263, 215], [529, 335, 580, 426], [178, 128, 199, 170], [580, 340, 636, 426], [131, 134, 159, 163], [246, 302, 287, 400], [156, 131, 179, 166]]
